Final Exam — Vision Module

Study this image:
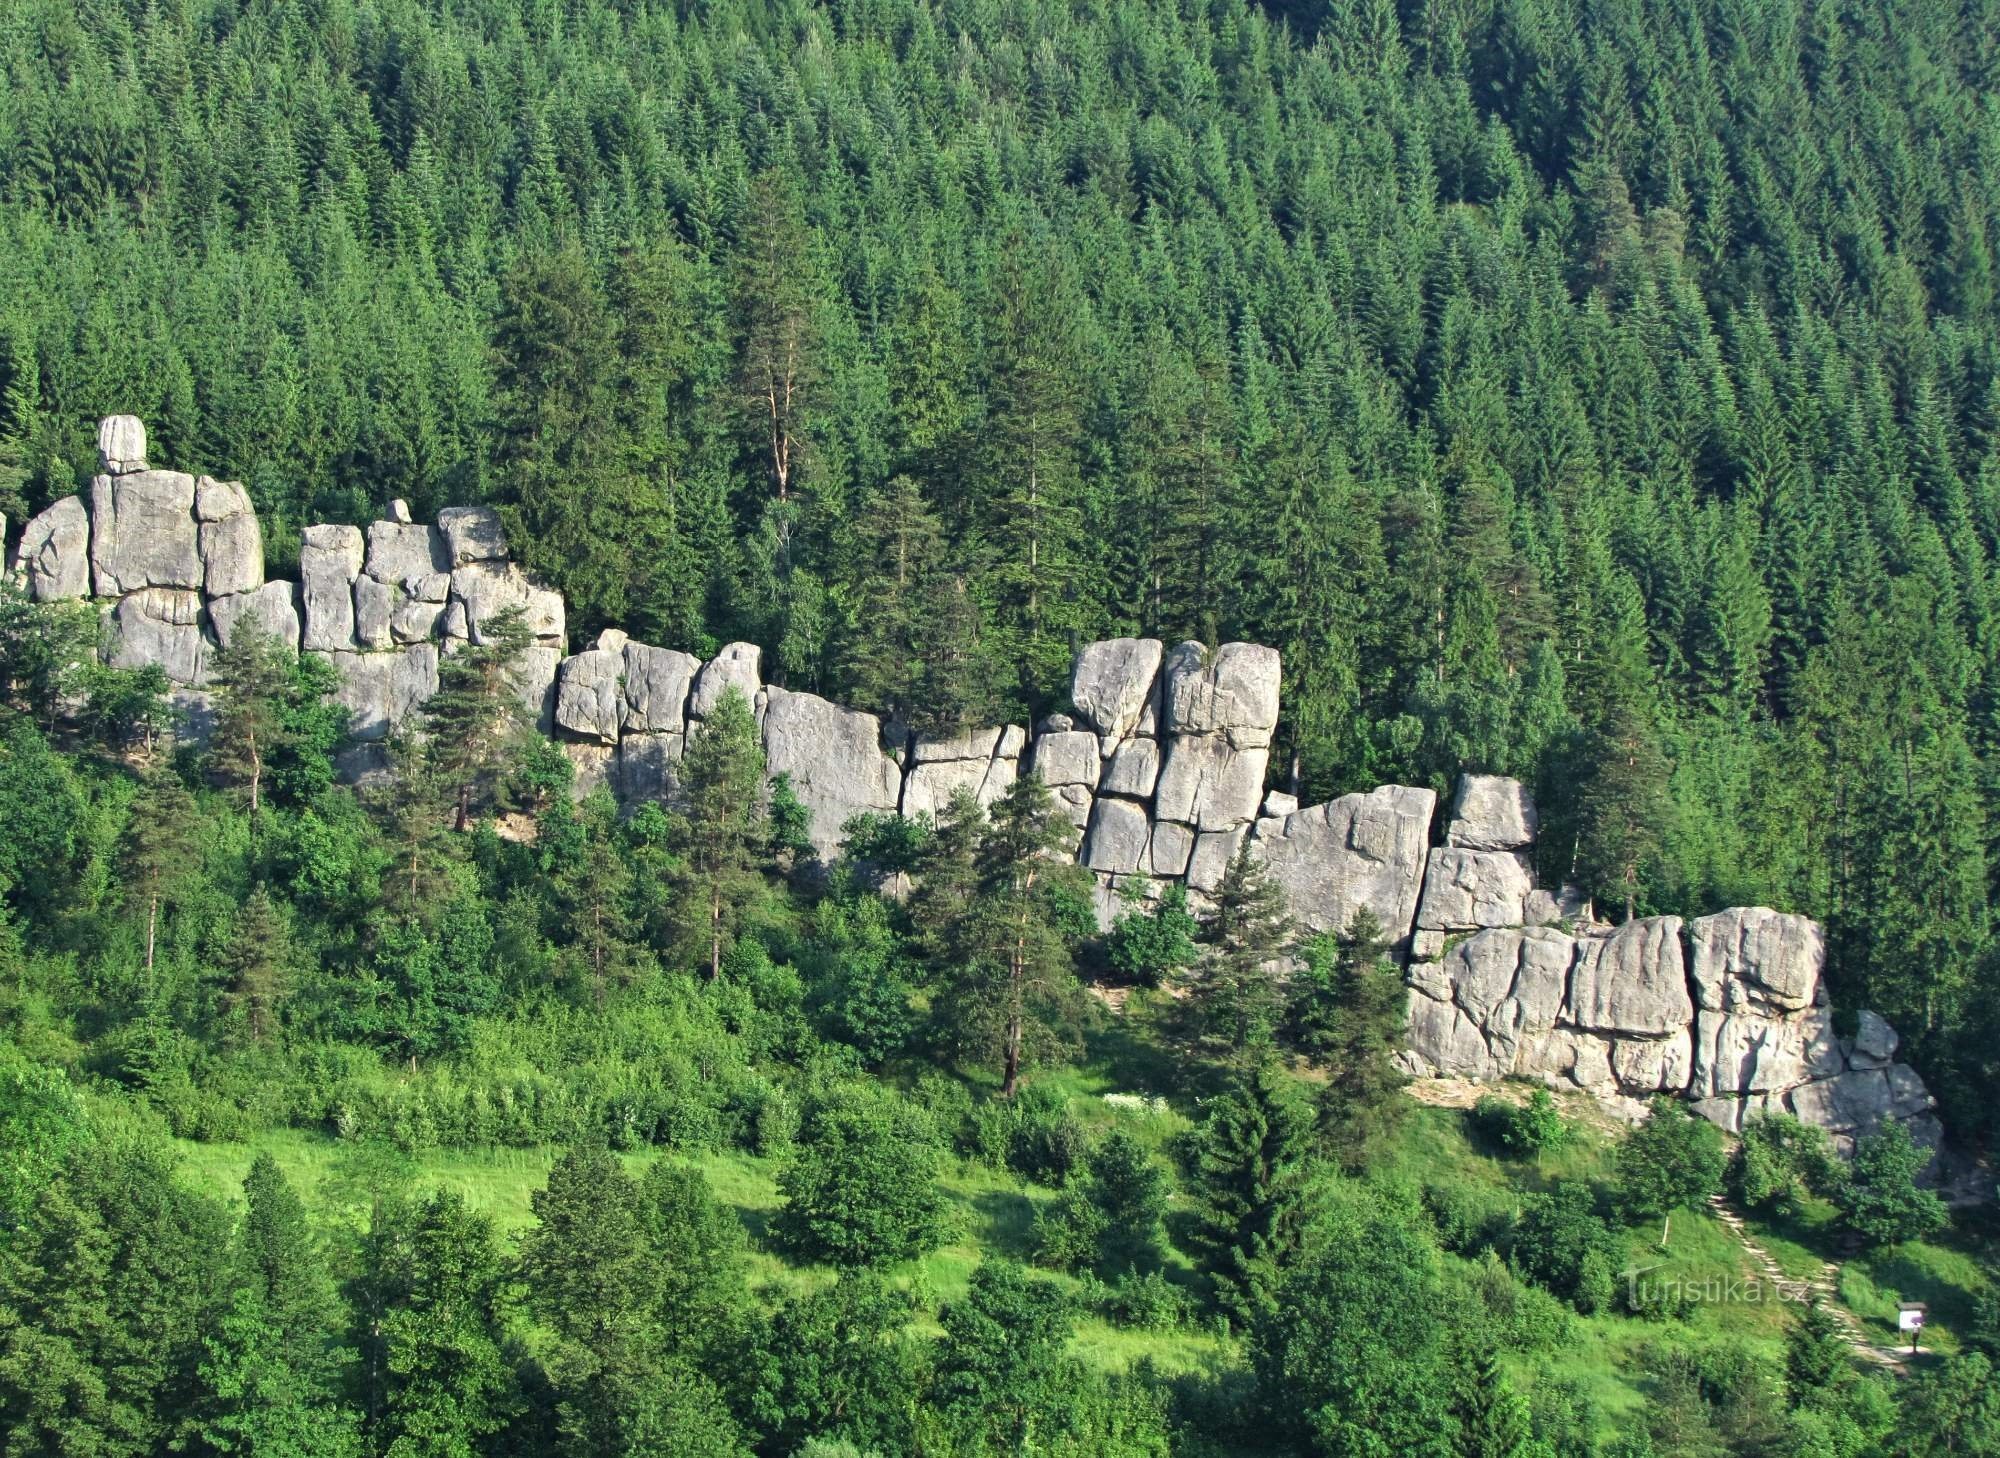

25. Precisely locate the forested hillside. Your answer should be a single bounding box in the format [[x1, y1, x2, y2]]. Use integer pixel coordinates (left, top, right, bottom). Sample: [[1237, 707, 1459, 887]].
[[6, 0, 2000, 1453], [7, 0, 2000, 1111]]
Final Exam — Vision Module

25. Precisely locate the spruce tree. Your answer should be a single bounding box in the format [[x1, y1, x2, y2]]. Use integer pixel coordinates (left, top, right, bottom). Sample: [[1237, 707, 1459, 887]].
[[674, 686, 767, 978], [1194, 840, 1293, 1061], [122, 766, 199, 978], [418, 603, 536, 833], [937, 774, 1089, 1096], [1189, 1059, 1319, 1325]]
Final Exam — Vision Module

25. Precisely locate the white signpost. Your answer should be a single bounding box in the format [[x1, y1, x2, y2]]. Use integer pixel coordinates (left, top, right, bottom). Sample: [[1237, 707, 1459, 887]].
[[1900, 1302, 1927, 1355]]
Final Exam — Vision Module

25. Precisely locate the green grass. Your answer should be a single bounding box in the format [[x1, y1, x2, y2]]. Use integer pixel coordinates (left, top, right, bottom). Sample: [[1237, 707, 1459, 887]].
[[169, 1100, 1228, 1376]]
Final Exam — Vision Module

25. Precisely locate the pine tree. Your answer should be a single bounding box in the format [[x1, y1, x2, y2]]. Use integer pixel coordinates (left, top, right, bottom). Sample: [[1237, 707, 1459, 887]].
[[733, 169, 819, 506], [552, 790, 639, 1007], [122, 766, 199, 977], [207, 624, 293, 816], [221, 888, 291, 1047], [1194, 840, 1294, 1060], [1312, 909, 1411, 1166], [417, 604, 536, 833]]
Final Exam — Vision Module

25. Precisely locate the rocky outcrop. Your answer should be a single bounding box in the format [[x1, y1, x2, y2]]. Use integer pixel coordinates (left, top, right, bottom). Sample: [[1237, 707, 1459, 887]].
[[53, 416, 1944, 1157], [1251, 786, 1438, 945], [1399, 774, 1939, 1153], [12, 496, 92, 600]]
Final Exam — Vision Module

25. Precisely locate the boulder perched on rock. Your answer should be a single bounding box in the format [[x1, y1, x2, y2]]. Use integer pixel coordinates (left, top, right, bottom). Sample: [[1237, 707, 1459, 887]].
[[437, 506, 508, 565], [761, 688, 904, 862], [1250, 785, 1437, 943], [90, 471, 202, 595], [97, 415, 147, 474], [12, 496, 91, 600], [365, 520, 447, 584], [1069, 638, 1163, 741], [1445, 774, 1538, 851]]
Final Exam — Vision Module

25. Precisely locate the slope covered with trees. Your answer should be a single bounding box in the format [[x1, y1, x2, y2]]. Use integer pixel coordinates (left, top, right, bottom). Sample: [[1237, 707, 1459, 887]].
[[6, 0, 2000, 1108], [6, 0, 2000, 1451]]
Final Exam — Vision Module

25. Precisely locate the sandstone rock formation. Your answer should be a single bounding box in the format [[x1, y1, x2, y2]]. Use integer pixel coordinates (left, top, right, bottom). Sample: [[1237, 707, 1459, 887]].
[[1398, 773, 1939, 1152], [48, 415, 1941, 1156]]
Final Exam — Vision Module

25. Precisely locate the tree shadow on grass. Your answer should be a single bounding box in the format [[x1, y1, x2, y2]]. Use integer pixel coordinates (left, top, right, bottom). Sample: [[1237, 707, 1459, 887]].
[[965, 1186, 1041, 1261]]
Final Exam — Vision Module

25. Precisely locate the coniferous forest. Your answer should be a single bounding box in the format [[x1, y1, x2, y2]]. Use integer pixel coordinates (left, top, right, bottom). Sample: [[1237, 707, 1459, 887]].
[[6, 0, 2000, 1454]]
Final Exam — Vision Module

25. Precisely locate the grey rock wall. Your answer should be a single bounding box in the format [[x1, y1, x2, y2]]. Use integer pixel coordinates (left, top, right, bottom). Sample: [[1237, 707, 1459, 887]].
[[9, 416, 1940, 1155], [1399, 773, 1940, 1153]]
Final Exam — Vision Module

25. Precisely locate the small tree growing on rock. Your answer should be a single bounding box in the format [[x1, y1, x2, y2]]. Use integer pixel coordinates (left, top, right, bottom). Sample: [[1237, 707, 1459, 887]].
[[673, 686, 768, 979]]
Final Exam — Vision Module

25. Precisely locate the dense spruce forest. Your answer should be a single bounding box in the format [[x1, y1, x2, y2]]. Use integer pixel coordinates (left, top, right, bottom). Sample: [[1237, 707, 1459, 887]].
[[5, 0, 2000, 1454]]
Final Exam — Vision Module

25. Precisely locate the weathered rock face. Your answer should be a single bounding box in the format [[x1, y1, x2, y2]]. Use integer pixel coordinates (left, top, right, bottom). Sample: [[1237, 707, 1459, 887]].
[[108, 588, 208, 684], [331, 645, 441, 742], [1162, 640, 1281, 747], [1446, 774, 1538, 851], [1070, 638, 1163, 742], [209, 581, 301, 652], [301, 525, 364, 652], [901, 724, 1024, 819], [688, 642, 761, 720], [761, 688, 903, 862], [555, 635, 627, 746], [12, 497, 91, 600], [1398, 776, 1940, 1153], [1251, 785, 1438, 944], [622, 643, 698, 733], [91, 471, 202, 595], [97, 415, 147, 474], [196, 479, 263, 597], [437, 506, 508, 565]]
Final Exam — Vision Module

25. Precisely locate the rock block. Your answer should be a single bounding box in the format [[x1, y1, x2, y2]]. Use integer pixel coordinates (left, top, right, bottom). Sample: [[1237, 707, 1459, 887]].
[[12, 496, 91, 600], [761, 688, 903, 863], [1248, 784, 1437, 942], [1069, 638, 1163, 741], [1445, 774, 1538, 851], [90, 471, 201, 595]]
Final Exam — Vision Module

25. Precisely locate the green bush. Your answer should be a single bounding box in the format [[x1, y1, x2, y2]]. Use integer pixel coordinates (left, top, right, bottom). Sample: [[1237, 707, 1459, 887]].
[[1471, 1089, 1569, 1156], [1730, 1113, 1840, 1218], [1836, 1123, 1947, 1248], [1100, 1271, 1190, 1331], [776, 1086, 947, 1268], [1509, 1183, 1622, 1314], [1615, 1098, 1727, 1218]]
